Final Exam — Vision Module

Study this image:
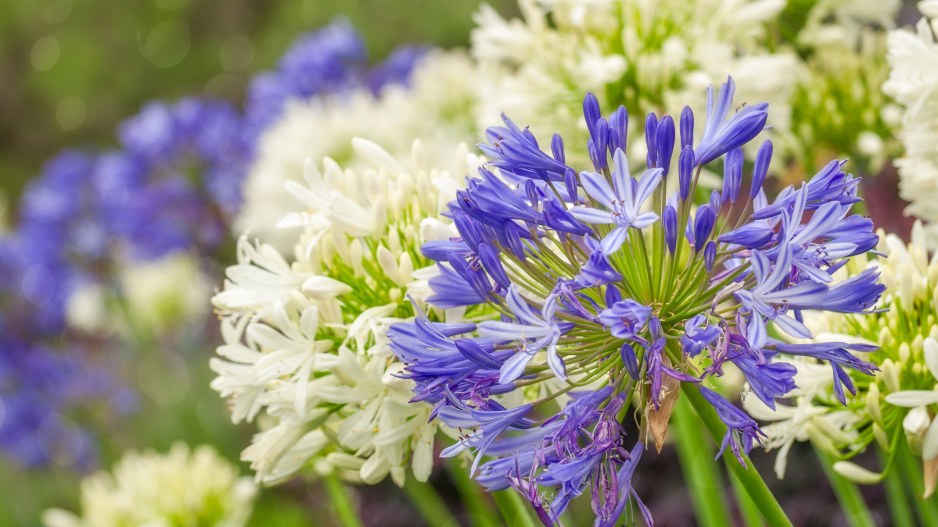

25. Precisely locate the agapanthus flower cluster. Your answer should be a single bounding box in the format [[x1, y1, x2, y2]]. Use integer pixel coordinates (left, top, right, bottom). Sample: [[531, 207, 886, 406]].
[[388, 78, 885, 525], [242, 18, 425, 144], [42, 443, 257, 527], [748, 221, 938, 495], [471, 0, 899, 179], [883, 5, 938, 247], [212, 138, 479, 485], [236, 44, 477, 250]]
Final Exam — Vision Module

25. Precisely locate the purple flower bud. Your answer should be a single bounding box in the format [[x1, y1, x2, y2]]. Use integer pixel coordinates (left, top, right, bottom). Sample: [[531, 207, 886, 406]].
[[723, 147, 743, 204], [504, 221, 526, 260], [524, 180, 542, 209], [595, 117, 609, 158], [588, 138, 606, 171], [551, 133, 565, 165], [710, 190, 721, 213], [693, 205, 715, 251], [563, 168, 579, 203], [751, 139, 773, 198], [679, 145, 695, 200], [621, 342, 640, 380], [704, 241, 717, 272], [645, 113, 658, 168], [605, 284, 622, 306], [694, 77, 768, 166], [609, 106, 628, 154], [649, 316, 663, 341], [656, 115, 675, 177], [680, 106, 694, 149], [478, 243, 511, 290], [719, 222, 774, 248], [664, 205, 677, 255], [583, 92, 602, 140]]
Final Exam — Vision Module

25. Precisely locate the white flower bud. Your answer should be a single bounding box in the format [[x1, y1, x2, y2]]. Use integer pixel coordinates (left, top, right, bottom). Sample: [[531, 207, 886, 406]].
[[905, 406, 931, 438], [881, 359, 900, 393], [900, 342, 912, 365], [411, 139, 427, 174], [352, 137, 404, 177], [377, 245, 407, 287], [360, 453, 391, 485], [325, 452, 365, 471], [399, 252, 414, 284], [371, 195, 388, 238], [833, 461, 882, 484], [363, 168, 383, 206], [301, 276, 353, 301], [388, 227, 403, 257], [925, 338, 938, 382], [867, 383, 883, 427]]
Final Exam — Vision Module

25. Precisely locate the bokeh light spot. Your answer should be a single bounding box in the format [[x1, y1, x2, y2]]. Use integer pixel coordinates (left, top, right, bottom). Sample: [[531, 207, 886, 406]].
[[44, 0, 72, 24], [220, 35, 254, 72], [144, 21, 191, 69], [31, 36, 60, 71], [21, 264, 56, 307], [37, 413, 85, 466], [56, 96, 86, 131]]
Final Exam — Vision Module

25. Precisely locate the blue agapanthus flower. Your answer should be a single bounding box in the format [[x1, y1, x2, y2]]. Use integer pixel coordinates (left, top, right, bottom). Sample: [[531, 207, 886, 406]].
[[389, 77, 884, 526], [243, 18, 426, 143]]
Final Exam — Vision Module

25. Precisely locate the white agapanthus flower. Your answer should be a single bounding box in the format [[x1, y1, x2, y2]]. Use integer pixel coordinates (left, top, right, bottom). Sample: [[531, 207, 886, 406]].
[[213, 138, 476, 486], [235, 50, 479, 251], [884, 8, 938, 247], [471, 0, 799, 169], [42, 443, 257, 527], [65, 251, 214, 336]]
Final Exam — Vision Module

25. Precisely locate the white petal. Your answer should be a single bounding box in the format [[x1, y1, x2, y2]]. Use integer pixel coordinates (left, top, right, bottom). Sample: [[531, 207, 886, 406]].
[[885, 390, 938, 407]]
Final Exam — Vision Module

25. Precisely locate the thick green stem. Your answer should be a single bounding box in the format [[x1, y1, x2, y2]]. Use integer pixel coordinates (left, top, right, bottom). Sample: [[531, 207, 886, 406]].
[[679, 383, 793, 527], [403, 476, 454, 526], [879, 448, 915, 527], [673, 395, 733, 527], [729, 469, 764, 527], [492, 489, 537, 527], [813, 446, 875, 527], [447, 459, 502, 527], [323, 474, 364, 527]]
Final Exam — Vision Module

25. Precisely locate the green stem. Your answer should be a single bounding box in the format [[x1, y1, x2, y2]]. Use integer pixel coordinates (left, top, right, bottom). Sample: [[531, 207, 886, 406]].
[[673, 395, 733, 527], [492, 489, 537, 527], [323, 473, 364, 527], [403, 476, 454, 526], [813, 446, 875, 527], [679, 383, 793, 527], [447, 459, 502, 527], [729, 469, 764, 527], [879, 448, 915, 527], [896, 440, 938, 525]]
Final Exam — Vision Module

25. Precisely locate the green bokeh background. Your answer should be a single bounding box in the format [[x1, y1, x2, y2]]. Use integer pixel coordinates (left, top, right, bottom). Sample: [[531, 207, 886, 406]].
[[0, 1, 516, 525]]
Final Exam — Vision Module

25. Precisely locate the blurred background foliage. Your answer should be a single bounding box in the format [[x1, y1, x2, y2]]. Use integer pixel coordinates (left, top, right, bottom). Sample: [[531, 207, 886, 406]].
[[0, 0, 518, 218], [0, 1, 518, 525]]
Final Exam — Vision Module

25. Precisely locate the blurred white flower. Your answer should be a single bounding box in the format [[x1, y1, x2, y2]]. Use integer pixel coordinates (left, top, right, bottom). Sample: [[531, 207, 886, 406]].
[[213, 139, 471, 486], [235, 50, 479, 251], [42, 443, 256, 527]]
